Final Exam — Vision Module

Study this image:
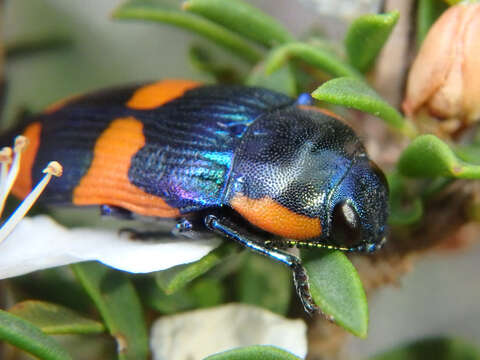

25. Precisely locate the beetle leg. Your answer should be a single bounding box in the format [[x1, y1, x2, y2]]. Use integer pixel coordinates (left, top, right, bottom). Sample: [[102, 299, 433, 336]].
[[204, 214, 319, 316]]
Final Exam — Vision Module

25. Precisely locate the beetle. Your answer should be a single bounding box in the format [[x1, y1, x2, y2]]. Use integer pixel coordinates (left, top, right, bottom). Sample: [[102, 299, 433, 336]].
[[11, 79, 389, 314]]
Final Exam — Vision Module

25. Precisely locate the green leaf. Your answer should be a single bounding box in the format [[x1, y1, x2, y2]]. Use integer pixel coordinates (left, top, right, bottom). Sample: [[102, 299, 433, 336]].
[[6, 33, 72, 59], [9, 300, 105, 335], [138, 276, 224, 314], [345, 11, 399, 72], [204, 345, 302, 360], [0, 309, 72, 360], [387, 172, 423, 226], [183, 0, 294, 47], [312, 77, 417, 137], [189, 45, 242, 84], [71, 262, 149, 360], [113, 0, 262, 64], [455, 144, 480, 165], [237, 253, 291, 315], [304, 250, 368, 338], [190, 278, 225, 308], [139, 279, 195, 314], [444, 0, 463, 5], [264, 42, 362, 79], [246, 61, 297, 96], [369, 337, 480, 360], [10, 268, 93, 313], [155, 242, 238, 294], [398, 135, 480, 179], [416, 0, 448, 46], [421, 177, 453, 200]]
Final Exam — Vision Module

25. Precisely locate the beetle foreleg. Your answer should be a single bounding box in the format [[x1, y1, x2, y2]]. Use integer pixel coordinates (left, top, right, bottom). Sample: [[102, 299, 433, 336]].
[[204, 214, 319, 316]]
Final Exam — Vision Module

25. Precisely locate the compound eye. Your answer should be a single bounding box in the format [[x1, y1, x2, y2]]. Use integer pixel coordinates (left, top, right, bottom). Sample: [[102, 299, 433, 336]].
[[331, 201, 362, 249]]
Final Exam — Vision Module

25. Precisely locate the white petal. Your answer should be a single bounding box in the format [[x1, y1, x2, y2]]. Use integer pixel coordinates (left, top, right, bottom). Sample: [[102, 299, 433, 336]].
[[150, 303, 308, 360], [0, 215, 220, 279]]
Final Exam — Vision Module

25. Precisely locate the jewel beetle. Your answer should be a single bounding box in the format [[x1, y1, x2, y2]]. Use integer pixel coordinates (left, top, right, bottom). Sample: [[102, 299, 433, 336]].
[[10, 79, 389, 314]]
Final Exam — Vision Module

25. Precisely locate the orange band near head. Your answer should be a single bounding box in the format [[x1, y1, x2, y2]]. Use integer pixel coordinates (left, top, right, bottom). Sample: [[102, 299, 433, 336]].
[[230, 194, 322, 240], [73, 117, 180, 218], [127, 79, 201, 110], [12, 122, 42, 199]]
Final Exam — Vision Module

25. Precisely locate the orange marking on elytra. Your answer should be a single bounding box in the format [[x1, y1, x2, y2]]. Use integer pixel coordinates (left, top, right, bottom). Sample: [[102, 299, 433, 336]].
[[12, 122, 42, 199], [127, 79, 201, 110], [230, 194, 322, 240], [73, 117, 180, 218]]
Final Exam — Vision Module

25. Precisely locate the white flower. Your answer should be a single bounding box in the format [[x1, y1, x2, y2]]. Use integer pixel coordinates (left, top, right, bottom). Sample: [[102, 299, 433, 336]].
[[0, 136, 63, 241], [0, 215, 220, 279], [0, 136, 220, 279]]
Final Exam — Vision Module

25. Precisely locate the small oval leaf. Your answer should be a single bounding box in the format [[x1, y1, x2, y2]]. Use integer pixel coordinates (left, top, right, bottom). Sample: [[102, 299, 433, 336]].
[[183, 0, 293, 47], [304, 250, 368, 338], [345, 11, 399, 72], [113, 0, 262, 64], [137, 277, 196, 314], [9, 268, 94, 313], [9, 300, 105, 335], [236, 253, 292, 315], [264, 42, 361, 80], [398, 135, 480, 179], [204, 345, 302, 360], [0, 309, 72, 360], [155, 242, 238, 294], [312, 77, 417, 137], [138, 276, 224, 314], [71, 262, 149, 360]]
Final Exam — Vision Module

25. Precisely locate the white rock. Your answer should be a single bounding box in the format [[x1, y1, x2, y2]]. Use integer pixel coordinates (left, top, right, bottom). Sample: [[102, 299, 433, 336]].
[[150, 303, 307, 360]]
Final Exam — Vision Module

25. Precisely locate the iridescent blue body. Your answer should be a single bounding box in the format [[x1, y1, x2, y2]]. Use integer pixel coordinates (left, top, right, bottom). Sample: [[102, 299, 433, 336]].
[[29, 85, 291, 208], [127, 85, 293, 213], [17, 82, 389, 249], [12, 81, 389, 314]]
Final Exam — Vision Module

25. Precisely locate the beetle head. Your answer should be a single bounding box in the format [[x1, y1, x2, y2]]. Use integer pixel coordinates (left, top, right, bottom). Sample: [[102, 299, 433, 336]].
[[326, 157, 389, 252], [228, 105, 389, 251]]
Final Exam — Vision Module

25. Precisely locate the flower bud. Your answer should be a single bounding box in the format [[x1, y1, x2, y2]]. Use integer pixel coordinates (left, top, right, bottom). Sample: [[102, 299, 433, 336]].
[[403, 3, 480, 127]]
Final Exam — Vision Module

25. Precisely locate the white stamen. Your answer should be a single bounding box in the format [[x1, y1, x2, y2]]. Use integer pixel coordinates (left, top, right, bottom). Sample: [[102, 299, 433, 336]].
[[0, 161, 63, 243], [0, 147, 12, 198], [0, 136, 28, 214]]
